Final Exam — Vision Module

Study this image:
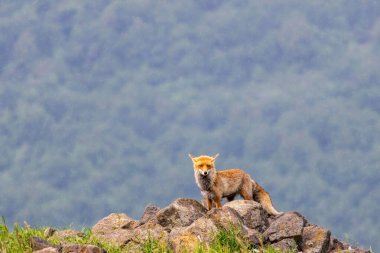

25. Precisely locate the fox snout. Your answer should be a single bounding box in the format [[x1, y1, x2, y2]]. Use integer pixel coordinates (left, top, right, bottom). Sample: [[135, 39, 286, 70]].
[[199, 170, 209, 176]]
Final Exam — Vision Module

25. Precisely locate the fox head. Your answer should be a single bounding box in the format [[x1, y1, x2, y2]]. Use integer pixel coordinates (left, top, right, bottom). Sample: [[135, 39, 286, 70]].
[[189, 153, 219, 176]]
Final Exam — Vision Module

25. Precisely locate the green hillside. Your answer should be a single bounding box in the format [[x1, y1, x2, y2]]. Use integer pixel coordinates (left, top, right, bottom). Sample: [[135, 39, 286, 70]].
[[0, 0, 379, 251]]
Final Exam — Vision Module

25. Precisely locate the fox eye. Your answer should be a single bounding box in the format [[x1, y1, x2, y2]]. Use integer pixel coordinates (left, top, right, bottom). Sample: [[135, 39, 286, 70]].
[[207, 165, 212, 169]]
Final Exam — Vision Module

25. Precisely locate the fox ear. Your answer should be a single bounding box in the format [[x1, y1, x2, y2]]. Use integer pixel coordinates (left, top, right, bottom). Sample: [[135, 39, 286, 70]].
[[188, 154, 197, 162], [211, 153, 219, 160]]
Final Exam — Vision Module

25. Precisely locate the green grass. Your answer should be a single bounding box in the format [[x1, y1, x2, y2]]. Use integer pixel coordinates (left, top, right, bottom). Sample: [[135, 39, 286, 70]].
[[194, 227, 249, 253], [0, 217, 291, 253], [0, 216, 45, 253], [140, 236, 173, 253], [0, 217, 121, 253], [194, 227, 296, 253]]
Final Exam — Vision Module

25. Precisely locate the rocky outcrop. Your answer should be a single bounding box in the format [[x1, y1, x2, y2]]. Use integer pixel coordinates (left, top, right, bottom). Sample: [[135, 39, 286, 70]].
[[32, 198, 370, 253]]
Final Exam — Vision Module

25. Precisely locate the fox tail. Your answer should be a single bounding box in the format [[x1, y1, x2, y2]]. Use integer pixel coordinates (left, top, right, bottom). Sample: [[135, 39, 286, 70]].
[[253, 181, 282, 216]]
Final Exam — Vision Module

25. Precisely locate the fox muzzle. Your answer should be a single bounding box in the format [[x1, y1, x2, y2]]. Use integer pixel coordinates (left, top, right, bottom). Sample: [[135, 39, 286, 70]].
[[199, 170, 209, 176]]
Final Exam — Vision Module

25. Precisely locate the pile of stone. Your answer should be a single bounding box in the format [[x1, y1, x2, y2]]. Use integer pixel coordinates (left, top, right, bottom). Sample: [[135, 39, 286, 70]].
[[32, 198, 369, 253]]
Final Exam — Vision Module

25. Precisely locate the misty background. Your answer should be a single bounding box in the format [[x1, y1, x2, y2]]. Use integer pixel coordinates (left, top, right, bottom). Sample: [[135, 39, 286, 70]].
[[1, 0, 379, 251]]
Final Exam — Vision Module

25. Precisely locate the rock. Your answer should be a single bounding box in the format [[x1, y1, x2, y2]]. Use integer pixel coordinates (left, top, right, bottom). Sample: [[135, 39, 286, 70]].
[[92, 213, 137, 247], [271, 238, 298, 252], [156, 198, 207, 230], [92, 213, 138, 232], [140, 203, 161, 224], [31, 237, 60, 251], [50, 229, 84, 242], [264, 212, 306, 243], [328, 237, 345, 252], [131, 221, 168, 244], [206, 206, 244, 231], [329, 237, 371, 253], [61, 244, 106, 253], [224, 200, 269, 232], [302, 225, 331, 253], [169, 217, 218, 252], [243, 228, 262, 245], [33, 247, 59, 253]]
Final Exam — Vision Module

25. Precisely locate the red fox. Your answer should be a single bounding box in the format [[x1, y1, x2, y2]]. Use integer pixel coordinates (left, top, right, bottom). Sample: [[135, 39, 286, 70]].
[[189, 153, 282, 216]]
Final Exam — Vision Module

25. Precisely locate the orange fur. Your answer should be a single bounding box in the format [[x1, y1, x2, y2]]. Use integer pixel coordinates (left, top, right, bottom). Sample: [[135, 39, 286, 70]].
[[189, 154, 282, 216]]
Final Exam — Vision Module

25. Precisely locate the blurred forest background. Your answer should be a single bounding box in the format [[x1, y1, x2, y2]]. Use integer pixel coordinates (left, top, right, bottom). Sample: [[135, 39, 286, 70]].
[[0, 0, 379, 250]]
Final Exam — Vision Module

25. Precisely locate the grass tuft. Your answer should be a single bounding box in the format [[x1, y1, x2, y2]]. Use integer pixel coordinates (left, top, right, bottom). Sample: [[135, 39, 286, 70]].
[[0, 216, 45, 253], [209, 227, 248, 253], [140, 236, 172, 253]]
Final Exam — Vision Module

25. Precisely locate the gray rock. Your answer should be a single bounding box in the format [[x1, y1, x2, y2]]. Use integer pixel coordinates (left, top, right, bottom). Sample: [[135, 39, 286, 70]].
[[31, 237, 60, 252], [140, 203, 161, 224], [131, 221, 168, 244], [264, 212, 306, 243], [224, 200, 269, 232], [243, 227, 262, 245], [50, 229, 84, 242], [156, 198, 207, 230], [33, 247, 59, 253], [169, 217, 218, 252], [91, 213, 137, 247], [328, 237, 345, 252], [328, 237, 371, 253], [62, 244, 106, 253], [302, 225, 331, 253], [206, 206, 244, 231], [271, 238, 298, 252]]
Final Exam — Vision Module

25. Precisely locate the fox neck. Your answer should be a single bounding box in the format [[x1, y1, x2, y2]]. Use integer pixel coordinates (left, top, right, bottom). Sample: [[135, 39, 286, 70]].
[[194, 169, 216, 192]]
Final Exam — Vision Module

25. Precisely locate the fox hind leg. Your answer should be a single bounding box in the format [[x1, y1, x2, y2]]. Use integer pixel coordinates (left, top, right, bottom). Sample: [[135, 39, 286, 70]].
[[240, 188, 254, 200], [241, 176, 254, 200]]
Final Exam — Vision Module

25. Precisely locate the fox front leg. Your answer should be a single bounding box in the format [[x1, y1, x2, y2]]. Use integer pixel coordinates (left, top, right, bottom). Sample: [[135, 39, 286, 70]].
[[203, 198, 213, 210], [213, 196, 222, 208]]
